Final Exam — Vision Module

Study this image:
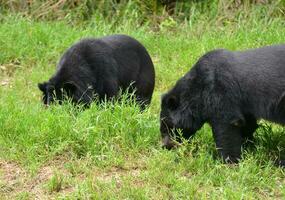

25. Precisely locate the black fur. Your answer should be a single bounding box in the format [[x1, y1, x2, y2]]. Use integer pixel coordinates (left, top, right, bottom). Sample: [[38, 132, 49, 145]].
[[160, 44, 285, 164], [38, 34, 155, 108]]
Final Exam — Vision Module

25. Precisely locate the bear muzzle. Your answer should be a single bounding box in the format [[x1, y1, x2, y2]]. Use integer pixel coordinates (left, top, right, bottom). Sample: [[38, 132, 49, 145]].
[[162, 135, 178, 150]]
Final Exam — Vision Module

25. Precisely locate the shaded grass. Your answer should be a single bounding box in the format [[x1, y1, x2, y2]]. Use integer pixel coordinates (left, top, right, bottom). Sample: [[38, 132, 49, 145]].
[[0, 12, 285, 199]]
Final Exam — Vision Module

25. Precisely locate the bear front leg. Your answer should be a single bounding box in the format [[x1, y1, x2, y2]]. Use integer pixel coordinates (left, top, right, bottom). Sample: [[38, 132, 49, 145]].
[[212, 122, 243, 163]]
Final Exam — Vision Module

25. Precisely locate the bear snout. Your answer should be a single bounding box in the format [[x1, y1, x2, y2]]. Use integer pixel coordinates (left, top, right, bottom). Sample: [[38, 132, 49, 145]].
[[162, 135, 177, 150]]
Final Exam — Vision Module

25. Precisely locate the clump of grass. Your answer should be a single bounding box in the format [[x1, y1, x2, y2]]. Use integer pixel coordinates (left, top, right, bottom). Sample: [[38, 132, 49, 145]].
[[0, 89, 159, 169], [15, 192, 31, 200], [46, 172, 63, 193]]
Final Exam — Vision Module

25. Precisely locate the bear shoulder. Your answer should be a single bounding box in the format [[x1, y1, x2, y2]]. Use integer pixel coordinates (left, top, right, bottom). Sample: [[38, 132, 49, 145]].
[[190, 49, 234, 79], [197, 49, 233, 68]]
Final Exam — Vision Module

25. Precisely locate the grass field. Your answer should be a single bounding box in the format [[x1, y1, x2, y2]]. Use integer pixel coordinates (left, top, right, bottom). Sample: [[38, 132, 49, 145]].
[[0, 10, 285, 199]]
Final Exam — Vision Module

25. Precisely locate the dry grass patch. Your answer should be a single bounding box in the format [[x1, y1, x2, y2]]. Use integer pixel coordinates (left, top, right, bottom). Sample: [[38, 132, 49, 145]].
[[0, 160, 26, 194], [0, 158, 74, 199]]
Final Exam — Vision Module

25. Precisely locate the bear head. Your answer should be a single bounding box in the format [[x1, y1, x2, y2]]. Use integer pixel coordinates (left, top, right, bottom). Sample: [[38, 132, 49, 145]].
[[38, 81, 82, 106], [160, 75, 205, 150]]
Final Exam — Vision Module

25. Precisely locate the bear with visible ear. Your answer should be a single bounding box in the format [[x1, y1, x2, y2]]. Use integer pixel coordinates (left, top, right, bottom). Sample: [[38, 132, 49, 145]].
[[38, 34, 155, 108], [160, 44, 285, 165]]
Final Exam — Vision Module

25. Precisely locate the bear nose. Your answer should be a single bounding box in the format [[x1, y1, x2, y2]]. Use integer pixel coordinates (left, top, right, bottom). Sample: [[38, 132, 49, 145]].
[[162, 135, 176, 150], [162, 143, 175, 150]]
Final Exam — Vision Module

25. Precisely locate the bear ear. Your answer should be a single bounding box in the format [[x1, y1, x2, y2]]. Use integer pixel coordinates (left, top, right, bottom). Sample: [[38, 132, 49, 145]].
[[167, 95, 179, 110], [38, 82, 47, 92]]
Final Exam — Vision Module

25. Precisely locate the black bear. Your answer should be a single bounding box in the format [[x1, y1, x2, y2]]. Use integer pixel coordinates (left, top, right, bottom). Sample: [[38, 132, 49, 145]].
[[160, 44, 285, 164], [38, 34, 155, 109]]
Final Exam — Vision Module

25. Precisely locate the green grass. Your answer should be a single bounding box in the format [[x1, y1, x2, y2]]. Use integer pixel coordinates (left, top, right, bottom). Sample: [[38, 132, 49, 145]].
[[0, 12, 285, 199]]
